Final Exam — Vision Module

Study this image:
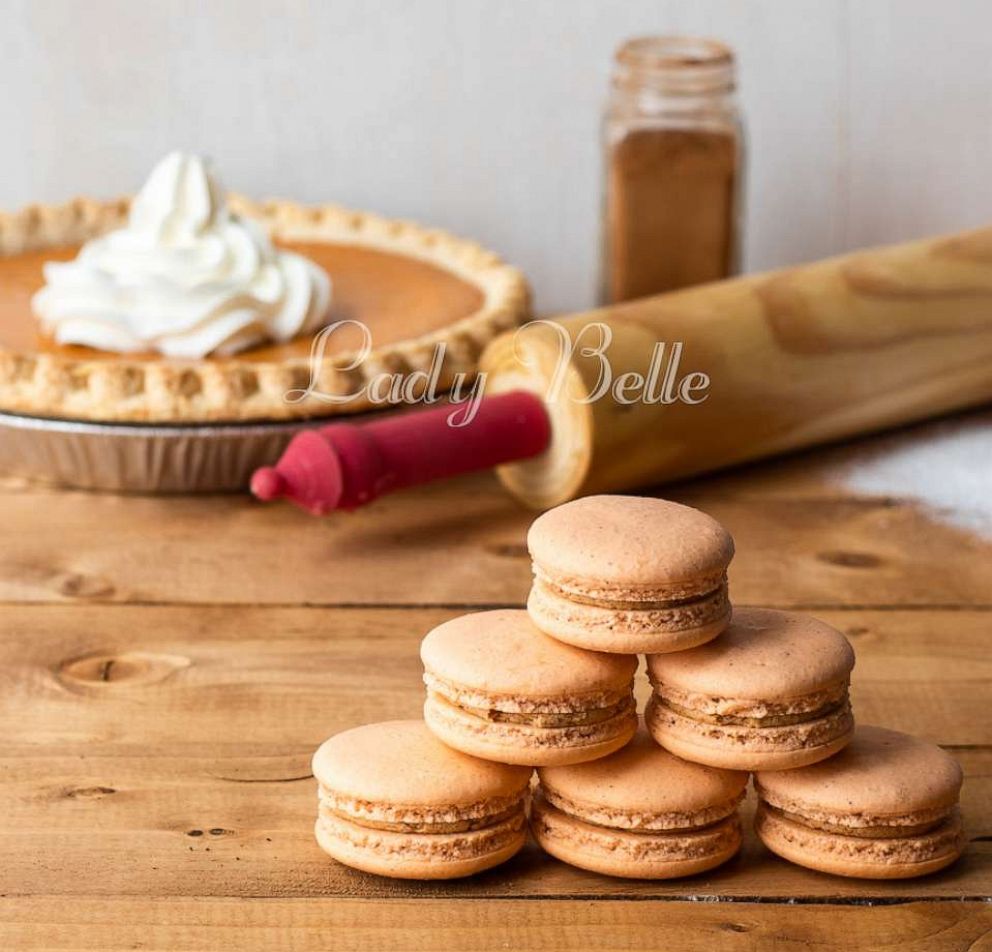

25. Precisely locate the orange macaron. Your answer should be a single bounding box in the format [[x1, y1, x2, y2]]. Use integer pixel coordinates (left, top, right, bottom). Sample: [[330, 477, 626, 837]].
[[312, 720, 532, 879], [527, 495, 734, 654], [421, 609, 638, 766], [755, 725, 966, 879], [647, 608, 855, 770], [532, 728, 749, 878]]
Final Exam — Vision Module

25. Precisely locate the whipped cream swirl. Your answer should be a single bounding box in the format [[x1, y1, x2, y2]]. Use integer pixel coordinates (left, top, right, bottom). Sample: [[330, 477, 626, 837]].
[[32, 152, 331, 357]]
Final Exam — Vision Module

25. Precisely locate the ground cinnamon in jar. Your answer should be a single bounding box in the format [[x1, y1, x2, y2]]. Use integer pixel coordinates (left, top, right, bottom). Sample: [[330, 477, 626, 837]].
[[602, 37, 744, 305]]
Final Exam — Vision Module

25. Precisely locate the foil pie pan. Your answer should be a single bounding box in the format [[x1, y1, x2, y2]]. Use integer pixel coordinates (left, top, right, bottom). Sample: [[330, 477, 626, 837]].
[[0, 411, 320, 493]]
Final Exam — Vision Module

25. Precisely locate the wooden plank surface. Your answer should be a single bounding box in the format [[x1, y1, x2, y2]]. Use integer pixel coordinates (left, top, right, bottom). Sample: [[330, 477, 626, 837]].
[[1, 421, 990, 949], [1, 898, 990, 952], [0, 604, 989, 908], [2, 469, 991, 609]]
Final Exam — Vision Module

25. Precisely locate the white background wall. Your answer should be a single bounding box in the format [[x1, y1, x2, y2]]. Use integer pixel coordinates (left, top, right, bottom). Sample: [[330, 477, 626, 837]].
[[2, 0, 991, 313]]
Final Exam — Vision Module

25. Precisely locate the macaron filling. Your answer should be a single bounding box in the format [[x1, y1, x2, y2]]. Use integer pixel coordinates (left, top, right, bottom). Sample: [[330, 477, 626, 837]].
[[755, 776, 959, 838], [532, 565, 729, 609], [755, 802, 966, 869], [657, 694, 850, 728], [647, 671, 854, 739], [426, 688, 637, 746], [319, 785, 528, 834], [530, 578, 731, 634], [531, 792, 743, 862], [319, 809, 528, 861], [423, 671, 636, 730], [757, 801, 950, 839], [423, 671, 630, 714], [540, 782, 744, 832], [446, 697, 634, 728], [646, 693, 854, 751], [651, 680, 851, 722]]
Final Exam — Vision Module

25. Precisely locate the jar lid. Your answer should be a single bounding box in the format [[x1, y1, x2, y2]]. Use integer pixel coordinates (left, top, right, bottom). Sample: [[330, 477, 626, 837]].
[[613, 36, 736, 95]]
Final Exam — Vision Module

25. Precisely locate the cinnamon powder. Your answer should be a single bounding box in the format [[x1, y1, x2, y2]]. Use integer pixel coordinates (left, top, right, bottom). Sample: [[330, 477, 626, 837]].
[[606, 128, 738, 303]]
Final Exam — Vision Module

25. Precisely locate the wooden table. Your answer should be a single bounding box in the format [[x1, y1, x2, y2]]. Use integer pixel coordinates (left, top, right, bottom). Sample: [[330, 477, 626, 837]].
[[1, 411, 990, 950]]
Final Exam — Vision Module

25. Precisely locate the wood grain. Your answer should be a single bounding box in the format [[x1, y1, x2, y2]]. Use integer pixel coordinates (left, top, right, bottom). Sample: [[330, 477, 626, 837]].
[[1, 897, 990, 952], [1, 470, 990, 608], [0, 604, 988, 906], [1, 605, 989, 748], [1, 440, 989, 948], [483, 227, 992, 507]]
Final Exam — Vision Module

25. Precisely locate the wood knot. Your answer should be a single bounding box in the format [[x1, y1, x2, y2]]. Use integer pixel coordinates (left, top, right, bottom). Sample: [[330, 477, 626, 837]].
[[57, 571, 115, 599], [57, 651, 190, 690], [817, 550, 883, 569], [64, 785, 116, 799]]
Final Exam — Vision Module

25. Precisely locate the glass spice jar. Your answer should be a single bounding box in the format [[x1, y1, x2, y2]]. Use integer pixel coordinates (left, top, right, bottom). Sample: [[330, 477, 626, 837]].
[[600, 36, 745, 304]]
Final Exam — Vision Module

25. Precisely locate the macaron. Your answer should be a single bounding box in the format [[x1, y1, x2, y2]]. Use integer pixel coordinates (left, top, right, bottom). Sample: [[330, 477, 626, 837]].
[[312, 720, 531, 879], [646, 607, 855, 770], [421, 609, 638, 766], [526, 495, 734, 654], [755, 726, 966, 879], [532, 729, 748, 878]]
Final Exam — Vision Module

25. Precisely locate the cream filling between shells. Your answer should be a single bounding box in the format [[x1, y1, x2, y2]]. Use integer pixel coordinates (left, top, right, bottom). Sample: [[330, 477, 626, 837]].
[[427, 692, 637, 748], [318, 785, 528, 833], [646, 680, 851, 721], [532, 564, 728, 605], [423, 671, 633, 716], [540, 784, 744, 832], [756, 804, 965, 865], [755, 789, 957, 838], [528, 579, 731, 635], [646, 695, 854, 750], [320, 810, 527, 859], [532, 795, 742, 860]]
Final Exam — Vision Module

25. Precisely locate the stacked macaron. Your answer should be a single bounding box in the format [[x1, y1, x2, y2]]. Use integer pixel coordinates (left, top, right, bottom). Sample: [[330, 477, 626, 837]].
[[531, 729, 749, 879], [312, 720, 531, 879], [645, 608, 856, 771], [527, 495, 734, 654], [421, 609, 638, 766], [312, 493, 965, 882], [753, 726, 966, 879]]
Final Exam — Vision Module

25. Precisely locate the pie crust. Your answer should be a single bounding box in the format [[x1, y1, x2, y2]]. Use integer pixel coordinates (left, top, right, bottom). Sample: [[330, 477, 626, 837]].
[[0, 194, 530, 422]]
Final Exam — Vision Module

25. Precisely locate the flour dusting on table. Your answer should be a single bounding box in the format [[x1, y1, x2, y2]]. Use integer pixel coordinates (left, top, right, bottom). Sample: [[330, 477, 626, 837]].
[[835, 412, 992, 538]]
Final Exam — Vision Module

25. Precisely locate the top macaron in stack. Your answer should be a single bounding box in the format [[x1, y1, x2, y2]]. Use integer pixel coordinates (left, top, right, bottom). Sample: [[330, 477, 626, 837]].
[[527, 494, 734, 655], [312, 494, 965, 882]]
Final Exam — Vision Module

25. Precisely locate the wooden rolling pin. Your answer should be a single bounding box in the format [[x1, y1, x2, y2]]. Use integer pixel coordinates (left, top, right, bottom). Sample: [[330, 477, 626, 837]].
[[253, 226, 992, 513]]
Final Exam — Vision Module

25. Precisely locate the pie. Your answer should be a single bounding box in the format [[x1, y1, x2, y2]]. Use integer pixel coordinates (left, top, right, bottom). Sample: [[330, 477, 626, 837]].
[[0, 193, 529, 422]]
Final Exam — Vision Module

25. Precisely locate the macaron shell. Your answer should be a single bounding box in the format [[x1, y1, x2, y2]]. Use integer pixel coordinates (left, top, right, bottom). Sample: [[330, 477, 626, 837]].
[[538, 729, 748, 823], [527, 495, 735, 588], [421, 609, 638, 699], [531, 795, 742, 879], [314, 815, 527, 880], [646, 608, 855, 701], [528, 581, 730, 654], [755, 804, 966, 880], [312, 720, 531, 806], [755, 725, 964, 821], [646, 696, 854, 771], [424, 694, 637, 767]]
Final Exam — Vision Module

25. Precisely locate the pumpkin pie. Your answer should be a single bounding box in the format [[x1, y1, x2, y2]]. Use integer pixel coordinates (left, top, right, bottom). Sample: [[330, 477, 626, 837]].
[[0, 154, 530, 423]]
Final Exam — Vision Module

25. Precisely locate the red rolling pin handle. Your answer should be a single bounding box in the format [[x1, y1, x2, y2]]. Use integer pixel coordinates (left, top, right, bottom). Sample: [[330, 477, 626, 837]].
[[251, 390, 551, 515]]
